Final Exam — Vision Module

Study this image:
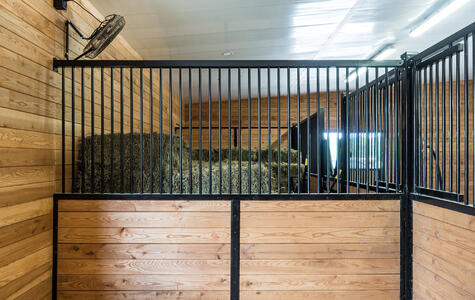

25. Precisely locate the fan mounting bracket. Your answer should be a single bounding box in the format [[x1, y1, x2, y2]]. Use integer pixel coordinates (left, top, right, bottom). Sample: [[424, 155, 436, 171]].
[[54, 0, 68, 10]]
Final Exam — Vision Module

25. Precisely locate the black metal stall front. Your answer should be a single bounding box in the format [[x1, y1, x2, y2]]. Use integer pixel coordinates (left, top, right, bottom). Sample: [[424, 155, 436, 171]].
[[52, 21, 475, 300]]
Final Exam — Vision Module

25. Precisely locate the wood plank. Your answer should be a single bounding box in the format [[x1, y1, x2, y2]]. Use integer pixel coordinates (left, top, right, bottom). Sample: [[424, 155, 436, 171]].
[[241, 212, 399, 228], [0, 246, 51, 288], [0, 214, 52, 248], [0, 230, 51, 267], [240, 227, 400, 244], [413, 262, 474, 300], [413, 280, 446, 300], [58, 291, 229, 300], [0, 181, 54, 208], [0, 197, 52, 227], [58, 212, 229, 228], [58, 243, 230, 259], [0, 262, 51, 299], [413, 201, 475, 231], [240, 274, 399, 290], [413, 246, 475, 296], [413, 214, 475, 252], [58, 227, 230, 244], [58, 200, 230, 212], [241, 243, 399, 259], [4, 270, 51, 300], [58, 259, 229, 275], [58, 274, 230, 291], [241, 200, 400, 212], [240, 258, 399, 274], [413, 228, 475, 272], [240, 290, 399, 300]]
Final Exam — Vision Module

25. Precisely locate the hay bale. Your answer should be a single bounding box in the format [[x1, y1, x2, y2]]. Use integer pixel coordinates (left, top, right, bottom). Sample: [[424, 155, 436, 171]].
[[74, 133, 305, 194]]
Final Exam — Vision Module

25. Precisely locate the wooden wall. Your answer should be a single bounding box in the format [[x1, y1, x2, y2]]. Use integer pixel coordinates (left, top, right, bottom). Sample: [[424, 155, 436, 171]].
[[413, 201, 475, 300], [0, 0, 177, 298], [183, 91, 340, 149], [56, 198, 400, 299], [57, 199, 231, 299], [240, 199, 400, 299]]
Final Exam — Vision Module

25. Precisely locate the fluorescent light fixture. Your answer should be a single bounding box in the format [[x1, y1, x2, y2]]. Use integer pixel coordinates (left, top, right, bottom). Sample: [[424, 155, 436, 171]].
[[340, 22, 374, 34], [293, 0, 356, 14], [374, 47, 396, 60], [410, 0, 469, 37]]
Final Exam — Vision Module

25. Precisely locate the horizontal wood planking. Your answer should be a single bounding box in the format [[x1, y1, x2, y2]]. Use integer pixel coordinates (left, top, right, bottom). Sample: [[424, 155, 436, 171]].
[[241, 200, 400, 296], [58, 199, 230, 295], [0, 0, 181, 297], [57, 290, 399, 300], [413, 201, 475, 300]]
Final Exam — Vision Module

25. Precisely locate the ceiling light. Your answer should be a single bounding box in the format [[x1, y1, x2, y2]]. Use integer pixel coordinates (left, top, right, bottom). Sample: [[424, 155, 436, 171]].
[[222, 51, 234, 57], [410, 0, 469, 37], [374, 47, 396, 60]]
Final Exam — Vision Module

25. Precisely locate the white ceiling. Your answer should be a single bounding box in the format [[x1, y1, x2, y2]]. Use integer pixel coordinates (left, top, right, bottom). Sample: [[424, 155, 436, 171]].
[[90, 0, 474, 60], [88, 0, 475, 98]]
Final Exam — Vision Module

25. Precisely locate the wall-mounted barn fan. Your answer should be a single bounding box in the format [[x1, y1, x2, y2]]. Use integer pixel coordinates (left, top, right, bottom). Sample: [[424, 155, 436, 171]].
[[55, 0, 125, 60]]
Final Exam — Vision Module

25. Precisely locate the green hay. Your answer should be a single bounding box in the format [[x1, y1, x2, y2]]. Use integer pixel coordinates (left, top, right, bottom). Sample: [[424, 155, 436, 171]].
[[75, 133, 304, 194]]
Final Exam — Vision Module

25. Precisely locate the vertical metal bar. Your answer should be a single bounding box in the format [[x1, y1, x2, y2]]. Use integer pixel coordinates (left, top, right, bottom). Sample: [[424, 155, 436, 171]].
[[336, 68, 340, 193], [180, 68, 183, 194], [100, 67, 105, 193], [248, 68, 251, 193], [61, 67, 65, 193], [390, 81, 394, 185], [424, 67, 428, 188], [71, 68, 75, 193], [298, 68, 301, 194], [429, 64, 433, 189], [326, 67, 329, 193], [375, 68, 379, 193], [199, 68, 203, 194], [90, 68, 95, 193], [435, 62, 440, 190], [456, 51, 461, 196], [348, 67, 352, 193], [219, 69, 222, 194], [316, 68, 321, 193], [238, 69, 242, 194], [277, 68, 281, 194], [129, 68, 134, 193], [140, 68, 144, 193], [442, 58, 446, 190], [418, 69, 422, 187], [385, 68, 389, 191], [169, 68, 173, 194], [188, 69, 192, 194], [287, 68, 291, 194], [150, 68, 154, 193], [258, 68, 262, 194], [110, 68, 114, 193], [307, 67, 311, 194], [355, 68, 360, 193], [268, 68, 272, 194], [464, 35, 469, 204], [209, 68, 212, 194], [160, 68, 163, 193], [81, 67, 85, 193], [229, 68, 232, 193], [396, 70, 400, 192], [230, 199, 240, 300], [365, 68, 369, 193], [473, 30, 475, 207], [449, 56, 453, 192], [120, 68, 124, 193]]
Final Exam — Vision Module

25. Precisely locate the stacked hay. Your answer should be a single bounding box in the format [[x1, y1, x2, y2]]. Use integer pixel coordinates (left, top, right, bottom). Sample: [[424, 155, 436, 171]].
[[75, 133, 304, 194]]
